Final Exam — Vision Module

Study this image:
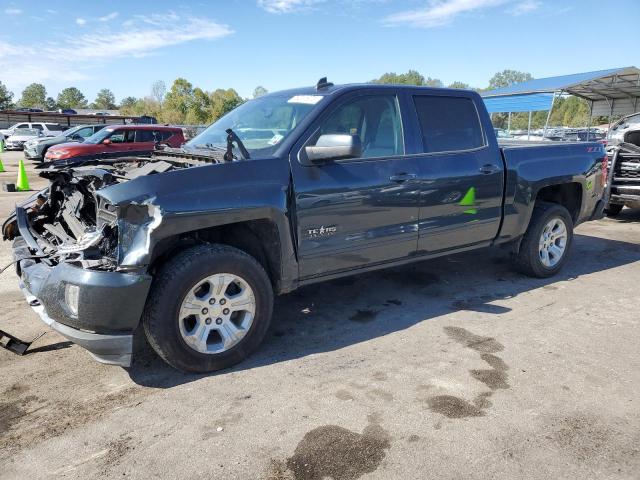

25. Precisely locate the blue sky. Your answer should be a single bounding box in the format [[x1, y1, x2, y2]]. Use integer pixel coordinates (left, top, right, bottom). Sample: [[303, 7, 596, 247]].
[[0, 0, 638, 103]]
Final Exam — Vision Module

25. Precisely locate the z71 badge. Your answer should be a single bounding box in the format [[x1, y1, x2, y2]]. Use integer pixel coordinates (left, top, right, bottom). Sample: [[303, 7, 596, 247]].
[[305, 225, 337, 239]]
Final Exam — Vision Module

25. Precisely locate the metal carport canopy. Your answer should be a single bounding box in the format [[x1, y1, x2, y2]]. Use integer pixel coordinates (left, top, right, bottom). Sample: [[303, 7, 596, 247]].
[[481, 66, 640, 117]]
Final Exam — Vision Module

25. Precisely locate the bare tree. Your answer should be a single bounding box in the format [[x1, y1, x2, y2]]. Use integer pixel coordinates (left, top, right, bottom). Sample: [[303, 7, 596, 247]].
[[151, 80, 167, 104]]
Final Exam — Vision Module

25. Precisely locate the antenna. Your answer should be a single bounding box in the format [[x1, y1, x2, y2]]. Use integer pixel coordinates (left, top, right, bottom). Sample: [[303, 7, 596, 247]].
[[316, 77, 334, 91]]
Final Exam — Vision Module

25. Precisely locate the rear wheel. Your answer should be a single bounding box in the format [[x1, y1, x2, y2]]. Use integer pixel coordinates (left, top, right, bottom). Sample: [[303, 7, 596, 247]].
[[142, 244, 273, 372], [514, 202, 573, 278], [604, 203, 623, 217]]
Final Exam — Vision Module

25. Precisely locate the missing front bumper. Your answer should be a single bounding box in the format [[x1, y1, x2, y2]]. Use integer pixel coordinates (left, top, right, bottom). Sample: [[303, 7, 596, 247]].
[[11, 233, 152, 367], [19, 283, 134, 366]]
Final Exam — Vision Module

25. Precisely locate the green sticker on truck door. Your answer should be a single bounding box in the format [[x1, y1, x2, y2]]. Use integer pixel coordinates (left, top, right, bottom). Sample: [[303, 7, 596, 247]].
[[459, 187, 477, 214]]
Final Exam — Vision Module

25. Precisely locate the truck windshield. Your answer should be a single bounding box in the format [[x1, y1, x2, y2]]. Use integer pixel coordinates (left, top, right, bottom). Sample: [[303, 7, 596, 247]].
[[187, 93, 324, 157]]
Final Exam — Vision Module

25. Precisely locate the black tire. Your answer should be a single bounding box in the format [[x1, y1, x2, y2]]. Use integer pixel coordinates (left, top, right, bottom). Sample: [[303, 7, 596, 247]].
[[604, 203, 623, 217], [514, 202, 574, 278], [142, 244, 274, 373]]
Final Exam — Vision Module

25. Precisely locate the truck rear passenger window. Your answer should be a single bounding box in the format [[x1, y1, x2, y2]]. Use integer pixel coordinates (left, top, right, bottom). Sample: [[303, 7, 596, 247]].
[[413, 96, 484, 153]]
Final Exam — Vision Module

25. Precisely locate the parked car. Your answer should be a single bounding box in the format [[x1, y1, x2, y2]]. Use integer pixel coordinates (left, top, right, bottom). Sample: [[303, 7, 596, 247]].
[[4, 129, 43, 150], [608, 112, 640, 148], [15, 107, 43, 112], [92, 112, 111, 116], [494, 128, 513, 139], [3, 80, 608, 372], [23, 124, 108, 162], [44, 125, 185, 162], [58, 109, 77, 115], [0, 122, 64, 138]]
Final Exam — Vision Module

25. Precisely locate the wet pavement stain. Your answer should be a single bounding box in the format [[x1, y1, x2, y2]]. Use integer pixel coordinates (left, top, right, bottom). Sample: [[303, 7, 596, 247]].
[[426, 327, 510, 418], [443, 327, 504, 353], [426, 395, 485, 418], [0, 402, 26, 431], [349, 310, 378, 323], [0, 395, 38, 432], [282, 423, 391, 480], [470, 369, 510, 390]]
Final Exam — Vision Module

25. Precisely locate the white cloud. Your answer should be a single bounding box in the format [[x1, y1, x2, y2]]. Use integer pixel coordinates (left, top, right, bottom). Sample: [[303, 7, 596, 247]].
[[60, 16, 233, 60], [0, 15, 233, 92], [5, 8, 22, 15], [509, 0, 540, 15], [98, 12, 119, 22], [75, 17, 87, 26], [257, 0, 323, 14], [384, 0, 520, 28]]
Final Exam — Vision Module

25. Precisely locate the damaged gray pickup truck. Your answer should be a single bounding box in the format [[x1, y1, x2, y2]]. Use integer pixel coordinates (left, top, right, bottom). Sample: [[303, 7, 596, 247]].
[[2, 80, 608, 372]]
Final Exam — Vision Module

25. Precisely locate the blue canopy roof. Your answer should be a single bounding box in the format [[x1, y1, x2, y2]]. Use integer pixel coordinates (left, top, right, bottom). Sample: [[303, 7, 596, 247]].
[[483, 68, 625, 96], [484, 93, 554, 113], [481, 67, 640, 116]]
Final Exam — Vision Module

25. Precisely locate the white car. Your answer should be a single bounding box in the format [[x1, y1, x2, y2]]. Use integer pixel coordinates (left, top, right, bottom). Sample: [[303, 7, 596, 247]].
[[0, 122, 64, 138], [5, 129, 43, 150]]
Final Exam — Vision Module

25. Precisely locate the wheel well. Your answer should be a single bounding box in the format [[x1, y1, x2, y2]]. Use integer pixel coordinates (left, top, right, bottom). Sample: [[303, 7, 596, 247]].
[[535, 183, 582, 222], [150, 220, 282, 288]]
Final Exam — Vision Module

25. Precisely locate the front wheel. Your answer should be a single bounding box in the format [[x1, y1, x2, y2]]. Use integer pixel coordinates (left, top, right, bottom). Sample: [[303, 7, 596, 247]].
[[514, 202, 574, 278], [142, 244, 274, 372]]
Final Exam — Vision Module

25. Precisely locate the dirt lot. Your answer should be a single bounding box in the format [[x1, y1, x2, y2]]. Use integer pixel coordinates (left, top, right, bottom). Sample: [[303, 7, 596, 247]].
[[0, 150, 639, 479]]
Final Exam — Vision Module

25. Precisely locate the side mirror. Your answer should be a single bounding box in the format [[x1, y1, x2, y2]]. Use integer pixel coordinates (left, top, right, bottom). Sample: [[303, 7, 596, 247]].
[[303, 134, 362, 165], [102, 139, 111, 145]]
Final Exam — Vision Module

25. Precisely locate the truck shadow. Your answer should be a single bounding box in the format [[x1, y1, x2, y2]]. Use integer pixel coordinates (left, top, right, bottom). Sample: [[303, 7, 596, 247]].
[[127, 232, 640, 387], [604, 208, 640, 223]]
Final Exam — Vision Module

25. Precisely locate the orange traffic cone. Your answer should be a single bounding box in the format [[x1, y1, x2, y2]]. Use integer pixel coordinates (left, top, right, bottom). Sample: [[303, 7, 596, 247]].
[[16, 159, 30, 191]]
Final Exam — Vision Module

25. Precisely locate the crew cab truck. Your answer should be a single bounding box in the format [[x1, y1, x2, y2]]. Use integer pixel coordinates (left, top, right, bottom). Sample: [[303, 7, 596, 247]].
[[2, 81, 608, 372]]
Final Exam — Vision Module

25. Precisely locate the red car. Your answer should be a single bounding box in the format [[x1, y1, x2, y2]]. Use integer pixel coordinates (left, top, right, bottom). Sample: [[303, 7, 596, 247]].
[[44, 125, 185, 162]]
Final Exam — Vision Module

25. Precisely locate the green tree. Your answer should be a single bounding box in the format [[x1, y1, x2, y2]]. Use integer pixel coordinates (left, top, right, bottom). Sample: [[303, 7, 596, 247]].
[[488, 70, 533, 90], [20, 83, 47, 108], [184, 88, 210, 124], [253, 86, 268, 98], [119, 96, 138, 113], [163, 78, 194, 124], [0, 81, 14, 110], [57, 87, 88, 109], [45, 97, 57, 111], [208, 88, 244, 122], [371, 70, 426, 85], [91, 88, 117, 110], [448, 81, 470, 89], [423, 77, 443, 87]]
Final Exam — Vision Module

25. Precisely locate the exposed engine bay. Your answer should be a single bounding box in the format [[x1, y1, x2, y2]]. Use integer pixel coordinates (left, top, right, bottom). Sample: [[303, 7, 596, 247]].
[[2, 149, 228, 271]]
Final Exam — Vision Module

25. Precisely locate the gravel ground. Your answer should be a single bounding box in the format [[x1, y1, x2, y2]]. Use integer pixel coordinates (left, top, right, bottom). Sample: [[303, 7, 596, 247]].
[[0, 150, 639, 480]]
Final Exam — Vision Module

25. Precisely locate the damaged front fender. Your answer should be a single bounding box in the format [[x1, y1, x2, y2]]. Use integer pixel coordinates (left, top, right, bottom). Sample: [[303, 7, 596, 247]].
[[115, 199, 164, 269]]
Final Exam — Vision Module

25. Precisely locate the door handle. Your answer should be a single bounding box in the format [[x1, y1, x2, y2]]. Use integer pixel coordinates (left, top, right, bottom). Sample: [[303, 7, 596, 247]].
[[479, 164, 500, 175], [389, 173, 417, 183]]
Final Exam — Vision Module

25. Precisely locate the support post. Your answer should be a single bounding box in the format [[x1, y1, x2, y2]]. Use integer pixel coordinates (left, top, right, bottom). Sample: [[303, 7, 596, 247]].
[[586, 100, 593, 141], [543, 91, 558, 138], [607, 98, 615, 132], [507, 112, 511, 133], [527, 111, 532, 141]]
